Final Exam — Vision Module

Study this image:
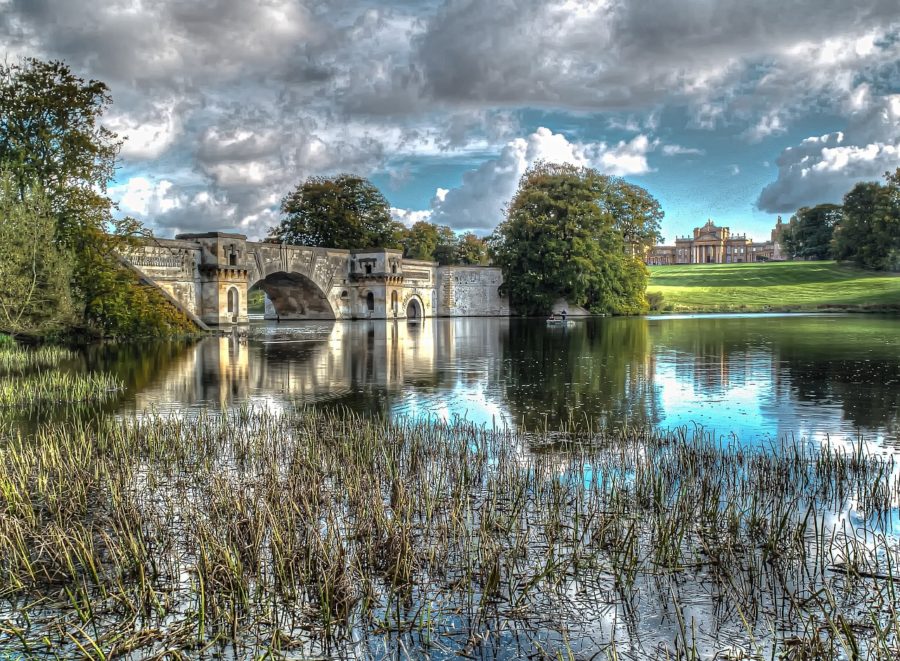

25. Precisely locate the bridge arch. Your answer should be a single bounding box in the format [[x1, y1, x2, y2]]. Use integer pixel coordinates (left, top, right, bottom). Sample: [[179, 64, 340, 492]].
[[250, 271, 336, 320], [405, 294, 424, 320]]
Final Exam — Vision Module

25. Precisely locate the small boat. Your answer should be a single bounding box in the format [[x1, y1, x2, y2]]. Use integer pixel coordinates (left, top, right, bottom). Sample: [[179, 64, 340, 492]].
[[546, 316, 575, 327]]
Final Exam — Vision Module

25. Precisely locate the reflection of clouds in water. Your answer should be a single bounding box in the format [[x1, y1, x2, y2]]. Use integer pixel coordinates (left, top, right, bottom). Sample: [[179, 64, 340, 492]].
[[391, 379, 512, 429], [108, 315, 900, 446]]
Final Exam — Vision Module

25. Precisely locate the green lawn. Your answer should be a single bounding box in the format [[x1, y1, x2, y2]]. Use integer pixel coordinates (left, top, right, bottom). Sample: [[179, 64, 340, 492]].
[[647, 261, 900, 312]]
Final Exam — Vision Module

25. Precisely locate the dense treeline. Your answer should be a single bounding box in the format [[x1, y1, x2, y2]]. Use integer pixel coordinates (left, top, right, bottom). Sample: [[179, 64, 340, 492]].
[[777, 169, 900, 271], [0, 58, 196, 339]]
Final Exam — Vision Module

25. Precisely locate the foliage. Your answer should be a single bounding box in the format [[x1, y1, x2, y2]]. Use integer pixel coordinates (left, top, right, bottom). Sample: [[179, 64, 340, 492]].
[[0, 58, 197, 338], [272, 174, 401, 250], [0, 172, 74, 336], [833, 169, 900, 271], [402, 220, 440, 260], [456, 232, 488, 265], [433, 225, 459, 265], [490, 162, 650, 316], [778, 204, 841, 260], [596, 178, 664, 254]]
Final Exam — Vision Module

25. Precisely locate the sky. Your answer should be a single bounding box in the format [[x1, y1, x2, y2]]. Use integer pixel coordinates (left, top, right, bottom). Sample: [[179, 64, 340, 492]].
[[2, 0, 898, 244]]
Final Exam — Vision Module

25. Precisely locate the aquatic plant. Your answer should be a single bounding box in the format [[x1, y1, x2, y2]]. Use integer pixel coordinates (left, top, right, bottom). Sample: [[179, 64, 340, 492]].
[[0, 344, 75, 374], [0, 370, 122, 407], [0, 409, 898, 658]]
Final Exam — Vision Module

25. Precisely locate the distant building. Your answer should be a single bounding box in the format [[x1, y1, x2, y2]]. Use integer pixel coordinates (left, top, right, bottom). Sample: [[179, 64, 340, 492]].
[[646, 219, 786, 265]]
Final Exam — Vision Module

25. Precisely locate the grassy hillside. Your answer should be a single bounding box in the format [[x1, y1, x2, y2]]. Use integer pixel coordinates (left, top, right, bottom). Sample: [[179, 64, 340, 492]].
[[647, 261, 900, 312]]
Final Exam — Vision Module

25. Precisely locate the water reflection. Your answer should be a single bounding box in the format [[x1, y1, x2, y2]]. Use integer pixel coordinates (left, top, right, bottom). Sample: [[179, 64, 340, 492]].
[[98, 314, 900, 444]]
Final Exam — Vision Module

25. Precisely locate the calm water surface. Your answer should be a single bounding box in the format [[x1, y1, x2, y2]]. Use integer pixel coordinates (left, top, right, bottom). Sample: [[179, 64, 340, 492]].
[[86, 313, 900, 445]]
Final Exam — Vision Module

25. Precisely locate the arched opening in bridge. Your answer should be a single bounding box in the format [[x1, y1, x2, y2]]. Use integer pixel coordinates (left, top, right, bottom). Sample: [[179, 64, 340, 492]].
[[226, 287, 239, 322], [250, 271, 335, 321], [366, 292, 375, 313], [391, 291, 398, 316], [406, 297, 422, 320]]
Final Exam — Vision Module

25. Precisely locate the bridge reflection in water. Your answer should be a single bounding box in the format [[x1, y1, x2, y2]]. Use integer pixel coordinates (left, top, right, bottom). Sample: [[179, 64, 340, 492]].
[[108, 315, 900, 444], [127, 319, 514, 426]]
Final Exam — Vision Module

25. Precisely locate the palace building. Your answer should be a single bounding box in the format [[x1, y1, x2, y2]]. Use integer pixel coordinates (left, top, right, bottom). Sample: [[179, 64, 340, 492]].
[[645, 219, 785, 265]]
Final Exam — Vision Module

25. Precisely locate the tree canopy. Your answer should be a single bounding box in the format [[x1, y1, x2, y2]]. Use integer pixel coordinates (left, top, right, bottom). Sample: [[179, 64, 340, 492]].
[[0, 172, 74, 335], [489, 162, 652, 316], [0, 58, 195, 337], [779, 204, 841, 260], [272, 175, 402, 250], [833, 169, 900, 271]]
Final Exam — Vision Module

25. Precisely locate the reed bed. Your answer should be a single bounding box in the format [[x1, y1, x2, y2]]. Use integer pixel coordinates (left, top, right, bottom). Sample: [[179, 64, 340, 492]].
[[0, 344, 75, 374], [0, 408, 899, 659], [0, 371, 123, 408]]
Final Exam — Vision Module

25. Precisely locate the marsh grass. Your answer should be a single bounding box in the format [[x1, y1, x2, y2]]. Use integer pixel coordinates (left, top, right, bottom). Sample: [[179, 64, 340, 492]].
[[0, 371, 122, 407], [0, 409, 899, 659], [0, 344, 75, 374]]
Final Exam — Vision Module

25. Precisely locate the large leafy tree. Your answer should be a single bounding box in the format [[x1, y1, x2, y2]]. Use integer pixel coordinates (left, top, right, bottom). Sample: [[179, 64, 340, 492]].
[[272, 175, 401, 250], [833, 169, 900, 271], [433, 225, 459, 265], [779, 203, 842, 260], [489, 162, 651, 316], [456, 232, 488, 265], [0, 58, 195, 337], [597, 178, 664, 255], [402, 221, 439, 260], [0, 172, 74, 336]]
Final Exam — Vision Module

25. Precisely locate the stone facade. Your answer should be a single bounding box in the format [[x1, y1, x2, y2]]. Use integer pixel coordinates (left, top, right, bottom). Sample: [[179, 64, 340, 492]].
[[646, 219, 786, 265], [122, 232, 509, 326]]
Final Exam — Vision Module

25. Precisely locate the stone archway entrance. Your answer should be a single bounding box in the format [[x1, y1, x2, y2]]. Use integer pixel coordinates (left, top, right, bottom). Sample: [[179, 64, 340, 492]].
[[406, 297, 422, 320], [250, 271, 336, 320]]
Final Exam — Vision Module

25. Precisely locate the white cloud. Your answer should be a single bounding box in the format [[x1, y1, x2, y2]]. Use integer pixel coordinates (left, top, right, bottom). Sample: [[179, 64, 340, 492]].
[[757, 95, 900, 212], [395, 127, 656, 233], [662, 144, 705, 156], [391, 207, 432, 227]]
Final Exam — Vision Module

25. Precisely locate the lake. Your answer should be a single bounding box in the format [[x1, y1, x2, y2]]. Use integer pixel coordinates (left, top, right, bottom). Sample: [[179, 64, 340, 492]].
[[5, 312, 900, 659], [88, 313, 900, 446]]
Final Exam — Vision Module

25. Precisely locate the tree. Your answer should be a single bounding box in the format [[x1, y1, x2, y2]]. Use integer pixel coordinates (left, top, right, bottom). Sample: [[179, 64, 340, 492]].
[[780, 204, 841, 260], [456, 232, 488, 265], [272, 175, 400, 250], [596, 178, 664, 255], [0, 172, 74, 336], [402, 221, 439, 260], [833, 169, 900, 271], [433, 225, 458, 265], [0, 58, 196, 337], [489, 162, 651, 316]]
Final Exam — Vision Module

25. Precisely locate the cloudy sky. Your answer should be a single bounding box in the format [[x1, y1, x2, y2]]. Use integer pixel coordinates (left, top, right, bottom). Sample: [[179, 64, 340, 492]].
[[2, 0, 898, 243]]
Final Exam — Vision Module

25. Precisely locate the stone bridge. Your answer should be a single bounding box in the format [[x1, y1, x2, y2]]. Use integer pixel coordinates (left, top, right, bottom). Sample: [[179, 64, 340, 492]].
[[122, 232, 509, 327]]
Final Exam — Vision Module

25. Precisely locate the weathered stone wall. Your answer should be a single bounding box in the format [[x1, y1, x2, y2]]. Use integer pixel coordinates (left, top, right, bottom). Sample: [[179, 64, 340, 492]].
[[436, 266, 508, 317], [124, 233, 509, 325], [121, 239, 202, 315]]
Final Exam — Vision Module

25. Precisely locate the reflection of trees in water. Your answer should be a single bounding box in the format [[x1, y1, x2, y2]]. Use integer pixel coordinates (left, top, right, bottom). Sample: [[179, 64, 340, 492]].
[[502, 318, 660, 429], [83, 339, 200, 411], [651, 316, 900, 439], [768, 325, 900, 436]]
